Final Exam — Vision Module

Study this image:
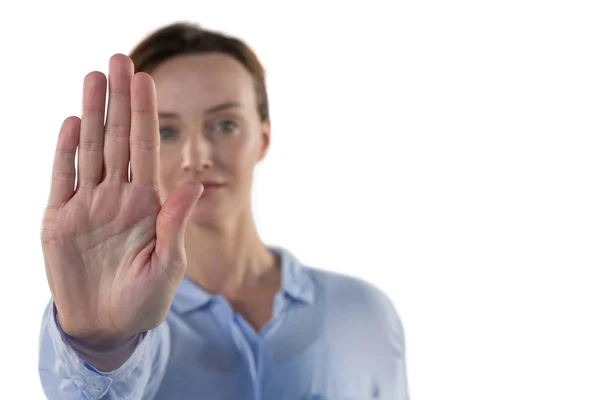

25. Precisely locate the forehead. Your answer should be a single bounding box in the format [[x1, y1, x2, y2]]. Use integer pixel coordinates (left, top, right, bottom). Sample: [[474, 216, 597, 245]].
[[150, 53, 256, 113]]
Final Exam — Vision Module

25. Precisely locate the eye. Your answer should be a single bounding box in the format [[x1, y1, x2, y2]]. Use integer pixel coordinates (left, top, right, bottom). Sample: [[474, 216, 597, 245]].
[[159, 127, 178, 140], [214, 120, 238, 134]]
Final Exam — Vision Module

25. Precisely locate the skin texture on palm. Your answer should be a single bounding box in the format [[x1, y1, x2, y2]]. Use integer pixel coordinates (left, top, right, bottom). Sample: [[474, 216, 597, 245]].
[[41, 55, 204, 343]]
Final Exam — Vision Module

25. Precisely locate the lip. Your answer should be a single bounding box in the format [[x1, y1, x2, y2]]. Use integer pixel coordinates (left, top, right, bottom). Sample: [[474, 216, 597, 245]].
[[200, 182, 225, 196]]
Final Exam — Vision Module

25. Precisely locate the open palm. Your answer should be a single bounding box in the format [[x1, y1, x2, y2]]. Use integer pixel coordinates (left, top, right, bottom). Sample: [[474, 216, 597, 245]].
[[41, 55, 203, 342]]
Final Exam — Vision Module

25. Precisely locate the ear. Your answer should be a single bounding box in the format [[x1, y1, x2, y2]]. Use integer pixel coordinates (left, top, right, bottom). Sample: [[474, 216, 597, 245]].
[[257, 118, 271, 162]]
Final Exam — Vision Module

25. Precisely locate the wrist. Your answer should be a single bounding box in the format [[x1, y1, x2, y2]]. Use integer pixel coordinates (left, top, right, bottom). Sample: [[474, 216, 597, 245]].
[[54, 304, 139, 350]]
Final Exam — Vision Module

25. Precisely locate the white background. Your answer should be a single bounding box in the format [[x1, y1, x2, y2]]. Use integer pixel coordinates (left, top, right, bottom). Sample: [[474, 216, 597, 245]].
[[0, 0, 598, 399]]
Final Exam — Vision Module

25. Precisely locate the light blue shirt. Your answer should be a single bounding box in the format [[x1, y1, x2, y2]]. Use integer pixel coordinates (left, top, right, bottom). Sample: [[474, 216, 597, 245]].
[[38, 247, 409, 399]]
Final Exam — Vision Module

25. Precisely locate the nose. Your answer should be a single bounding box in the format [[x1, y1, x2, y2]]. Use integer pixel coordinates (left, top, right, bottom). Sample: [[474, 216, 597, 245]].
[[182, 133, 212, 173]]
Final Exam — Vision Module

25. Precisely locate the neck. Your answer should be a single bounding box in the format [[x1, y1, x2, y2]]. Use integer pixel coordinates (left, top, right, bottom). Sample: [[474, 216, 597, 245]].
[[183, 208, 279, 298]]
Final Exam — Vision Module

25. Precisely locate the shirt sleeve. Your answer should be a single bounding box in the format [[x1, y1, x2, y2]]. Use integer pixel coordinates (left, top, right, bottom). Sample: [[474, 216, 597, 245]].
[[38, 300, 170, 400], [387, 314, 410, 400], [377, 291, 410, 400]]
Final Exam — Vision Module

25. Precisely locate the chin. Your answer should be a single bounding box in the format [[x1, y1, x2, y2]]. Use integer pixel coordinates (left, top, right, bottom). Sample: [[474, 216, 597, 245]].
[[188, 201, 225, 226]]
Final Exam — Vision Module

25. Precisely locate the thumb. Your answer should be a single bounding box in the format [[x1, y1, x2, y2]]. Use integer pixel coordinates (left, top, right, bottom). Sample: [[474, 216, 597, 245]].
[[155, 180, 204, 268]]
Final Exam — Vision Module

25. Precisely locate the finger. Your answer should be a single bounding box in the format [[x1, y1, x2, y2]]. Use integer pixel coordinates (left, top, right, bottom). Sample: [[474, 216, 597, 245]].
[[130, 73, 159, 187], [155, 181, 204, 276], [103, 54, 134, 182], [77, 72, 107, 190], [47, 116, 81, 208]]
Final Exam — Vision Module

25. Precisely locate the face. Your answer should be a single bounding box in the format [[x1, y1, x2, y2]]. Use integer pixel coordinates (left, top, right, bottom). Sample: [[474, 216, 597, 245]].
[[150, 53, 270, 225]]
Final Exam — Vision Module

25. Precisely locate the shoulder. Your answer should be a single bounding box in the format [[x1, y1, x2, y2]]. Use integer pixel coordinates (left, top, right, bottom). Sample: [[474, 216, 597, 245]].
[[308, 267, 389, 303], [273, 246, 405, 343], [301, 265, 407, 363], [304, 265, 405, 337]]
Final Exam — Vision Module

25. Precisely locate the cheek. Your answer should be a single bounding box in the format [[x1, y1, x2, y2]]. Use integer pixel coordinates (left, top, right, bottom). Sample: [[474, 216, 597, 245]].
[[219, 140, 258, 179], [158, 152, 179, 188]]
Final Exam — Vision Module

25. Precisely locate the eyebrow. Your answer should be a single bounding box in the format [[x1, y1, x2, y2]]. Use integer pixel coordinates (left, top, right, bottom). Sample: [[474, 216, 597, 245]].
[[206, 101, 241, 114], [158, 102, 241, 119]]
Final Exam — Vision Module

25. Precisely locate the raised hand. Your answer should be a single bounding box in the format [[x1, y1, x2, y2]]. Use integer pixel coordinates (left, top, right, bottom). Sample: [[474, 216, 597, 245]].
[[41, 54, 203, 342]]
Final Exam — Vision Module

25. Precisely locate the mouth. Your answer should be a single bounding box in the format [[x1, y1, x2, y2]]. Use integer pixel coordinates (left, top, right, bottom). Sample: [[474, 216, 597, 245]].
[[200, 182, 225, 195]]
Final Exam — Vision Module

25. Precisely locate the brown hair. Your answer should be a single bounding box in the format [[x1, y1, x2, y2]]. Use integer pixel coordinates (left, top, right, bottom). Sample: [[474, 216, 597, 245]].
[[129, 22, 269, 121]]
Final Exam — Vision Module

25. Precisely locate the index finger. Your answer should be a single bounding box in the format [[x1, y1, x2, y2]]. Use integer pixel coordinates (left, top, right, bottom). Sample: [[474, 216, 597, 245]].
[[129, 72, 159, 188]]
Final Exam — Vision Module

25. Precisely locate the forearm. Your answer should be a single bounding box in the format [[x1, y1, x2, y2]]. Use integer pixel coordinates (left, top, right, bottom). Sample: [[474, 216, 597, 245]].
[[39, 300, 169, 400], [56, 307, 143, 372]]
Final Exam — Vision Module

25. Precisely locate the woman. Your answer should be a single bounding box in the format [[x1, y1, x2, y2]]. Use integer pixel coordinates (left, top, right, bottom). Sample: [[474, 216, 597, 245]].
[[38, 22, 409, 400]]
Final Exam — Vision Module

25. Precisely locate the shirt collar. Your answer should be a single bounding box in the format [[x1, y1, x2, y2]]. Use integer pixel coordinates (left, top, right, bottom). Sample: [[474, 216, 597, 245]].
[[274, 246, 316, 304], [171, 246, 315, 315], [170, 274, 215, 314]]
